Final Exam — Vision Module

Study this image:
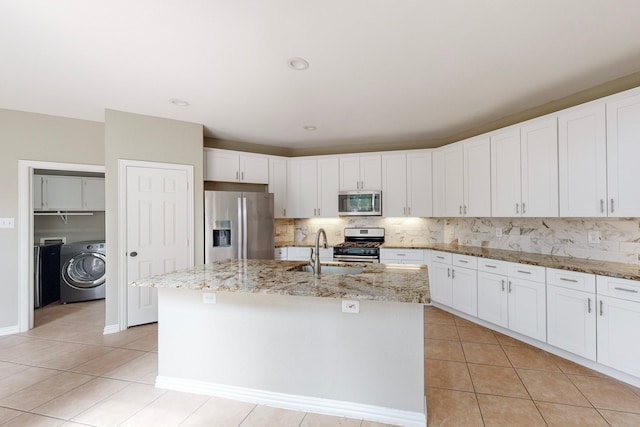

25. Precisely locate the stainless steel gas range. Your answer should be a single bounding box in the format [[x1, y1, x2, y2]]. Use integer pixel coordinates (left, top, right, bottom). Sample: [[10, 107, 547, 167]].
[[333, 227, 385, 263]]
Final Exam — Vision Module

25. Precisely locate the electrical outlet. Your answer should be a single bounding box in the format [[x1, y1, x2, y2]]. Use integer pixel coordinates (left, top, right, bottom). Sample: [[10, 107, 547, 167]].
[[341, 300, 359, 314], [495, 228, 503, 237], [0, 218, 15, 229], [588, 231, 600, 244], [202, 293, 217, 304]]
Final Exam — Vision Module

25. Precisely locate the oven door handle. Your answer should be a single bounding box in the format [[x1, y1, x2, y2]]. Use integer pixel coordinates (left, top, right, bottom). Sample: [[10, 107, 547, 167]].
[[333, 255, 380, 262]]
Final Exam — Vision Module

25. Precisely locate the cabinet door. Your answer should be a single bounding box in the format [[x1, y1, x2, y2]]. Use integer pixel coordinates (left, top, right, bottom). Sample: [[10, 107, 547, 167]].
[[360, 154, 382, 190], [204, 148, 239, 182], [339, 156, 361, 190], [430, 262, 453, 306], [381, 154, 407, 217], [547, 285, 596, 361], [33, 175, 43, 210], [477, 271, 508, 328], [451, 266, 477, 316], [407, 150, 433, 217], [491, 128, 521, 217], [507, 277, 546, 342], [240, 154, 269, 184], [521, 117, 559, 217], [558, 104, 607, 217], [433, 144, 463, 217], [42, 176, 83, 210], [463, 136, 491, 217], [287, 159, 317, 218], [597, 295, 640, 377], [269, 157, 288, 218], [82, 177, 105, 211], [606, 92, 640, 217], [317, 158, 339, 217]]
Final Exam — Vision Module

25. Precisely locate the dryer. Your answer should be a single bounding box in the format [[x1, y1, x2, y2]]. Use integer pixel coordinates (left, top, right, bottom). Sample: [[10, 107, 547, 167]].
[[60, 241, 106, 303]]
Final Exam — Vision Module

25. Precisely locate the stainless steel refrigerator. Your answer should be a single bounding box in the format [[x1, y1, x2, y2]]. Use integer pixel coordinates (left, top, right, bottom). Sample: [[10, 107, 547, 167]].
[[204, 191, 274, 263]]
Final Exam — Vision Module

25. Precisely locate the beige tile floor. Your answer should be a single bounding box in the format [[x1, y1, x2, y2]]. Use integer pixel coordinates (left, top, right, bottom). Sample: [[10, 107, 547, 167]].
[[2, 302, 640, 426]]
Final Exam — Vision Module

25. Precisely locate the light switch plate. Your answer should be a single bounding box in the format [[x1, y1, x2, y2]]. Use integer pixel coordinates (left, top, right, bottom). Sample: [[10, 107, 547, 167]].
[[202, 293, 217, 304], [341, 300, 359, 314], [588, 231, 600, 244], [495, 228, 503, 237], [0, 218, 15, 229]]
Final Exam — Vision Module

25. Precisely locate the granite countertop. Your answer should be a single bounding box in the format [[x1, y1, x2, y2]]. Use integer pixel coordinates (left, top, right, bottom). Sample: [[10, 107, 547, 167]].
[[130, 259, 430, 304], [382, 243, 640, 281]]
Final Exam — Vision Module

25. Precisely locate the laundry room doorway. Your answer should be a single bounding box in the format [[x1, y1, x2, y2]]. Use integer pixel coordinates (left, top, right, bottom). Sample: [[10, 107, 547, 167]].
[[17, 160, 106, 332]]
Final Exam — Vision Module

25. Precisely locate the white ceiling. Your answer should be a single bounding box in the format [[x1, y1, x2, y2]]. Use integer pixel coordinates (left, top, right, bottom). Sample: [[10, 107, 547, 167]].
[[2, 0, 640, 150]]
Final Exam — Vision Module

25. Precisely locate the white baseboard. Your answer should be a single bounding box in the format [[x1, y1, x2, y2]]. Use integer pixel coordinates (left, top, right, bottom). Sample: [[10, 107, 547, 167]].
[[0, 325, 20, 336], [156, 376, 426, 427], [103, 324, 120, 335]]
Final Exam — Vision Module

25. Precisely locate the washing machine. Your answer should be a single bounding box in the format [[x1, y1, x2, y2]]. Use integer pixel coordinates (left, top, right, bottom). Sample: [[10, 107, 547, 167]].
[[60, 241, 106, 303]]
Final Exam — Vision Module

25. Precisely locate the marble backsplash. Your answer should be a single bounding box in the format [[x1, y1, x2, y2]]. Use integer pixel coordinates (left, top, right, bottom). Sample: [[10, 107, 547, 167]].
[[276, 217, 640, 265]]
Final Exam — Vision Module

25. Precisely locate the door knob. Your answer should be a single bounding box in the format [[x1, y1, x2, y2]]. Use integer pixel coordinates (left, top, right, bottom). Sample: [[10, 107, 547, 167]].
[[130, 251, 138, 257]]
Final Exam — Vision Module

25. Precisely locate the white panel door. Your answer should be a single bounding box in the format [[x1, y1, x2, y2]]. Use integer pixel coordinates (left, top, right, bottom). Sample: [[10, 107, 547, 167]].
[[287, 159, 317, 218], [127, 166, 191, 327], [339, 156, 361, 190], [430, 262, 453, 306], [520, 117, 559, 217], [477, 271, 508, 328], [507, 277, 546, 342], [597, 295, 640, 377], [606, 92, 640, 217], [558, 104, 607, 217], [433, 144, 463, 217], [240, 154, 269, 184], [381, 153, 407, 217], [451, 267, 477, 316], [359, 154, 382, 190], [407, 151, 432, 217], [547, 285, 597, 361], [204, 148, 239, 182], [317, 158, 339, 217], [491, 128, 521, 217], [269, 157, 288, 218], [463, 136, 491, 217]]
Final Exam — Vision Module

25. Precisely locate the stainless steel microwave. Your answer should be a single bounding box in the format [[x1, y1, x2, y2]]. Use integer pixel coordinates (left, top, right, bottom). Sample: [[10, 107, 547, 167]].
[[338, 191, 382, 216]]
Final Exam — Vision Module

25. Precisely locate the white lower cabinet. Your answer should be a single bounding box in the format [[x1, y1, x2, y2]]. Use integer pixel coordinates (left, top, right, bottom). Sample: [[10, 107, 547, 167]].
[[379, 248, 425, 264], [477, 270, 509, 328], [285, 246, 333, 262], [507, 277, 546, 342], [596, 275, 640, 377], [430, 251, 477, 316], [274, 247, 288, 260], [451, 265, 477, 316]]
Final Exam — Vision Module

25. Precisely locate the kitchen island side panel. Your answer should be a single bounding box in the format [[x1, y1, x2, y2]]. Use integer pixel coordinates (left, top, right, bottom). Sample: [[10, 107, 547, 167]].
[[157, 288, 424, 413]]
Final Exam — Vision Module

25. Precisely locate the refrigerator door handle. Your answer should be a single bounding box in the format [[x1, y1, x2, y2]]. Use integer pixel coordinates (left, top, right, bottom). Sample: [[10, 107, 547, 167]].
[[242, 197, 248, 259], [238, 197, 243, 260]]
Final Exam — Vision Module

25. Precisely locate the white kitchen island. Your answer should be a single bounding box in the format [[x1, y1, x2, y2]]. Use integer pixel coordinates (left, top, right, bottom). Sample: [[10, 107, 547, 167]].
[[131, 260, 430, 427]]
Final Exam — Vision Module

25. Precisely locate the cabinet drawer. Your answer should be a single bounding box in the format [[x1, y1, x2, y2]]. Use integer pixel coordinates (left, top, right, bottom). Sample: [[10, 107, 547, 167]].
[[547, 268, 596, 293], [287, 247, 313, 261], [274, 247, 288, 260], [507, 262, 546, 283], [431, 250, 452, 264], [477, 258, 508, 275], [380, 248, 424, 261], [597, 275, 640, 303], [453, 254, 477, 269]]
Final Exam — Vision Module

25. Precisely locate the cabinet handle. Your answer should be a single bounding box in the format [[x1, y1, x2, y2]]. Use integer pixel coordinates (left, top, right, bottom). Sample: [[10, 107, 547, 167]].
[[614, 287, 638, 293], [485, 264, 497, 269], [515, 203, 519, 214], [236, 171, 239, 180], [241, 171, 244, 180], [447, 268, 450, 278], [458, 259, 468, 263], [436, 256, 445, 260], [459, 205, 462, 215], [600, 199, 604, 214], [610, 198, 614, 213], [508, 281, 512, 293], [451, 269, 455, 279], [522, 202, 526, 214], [403, 207, 407, 216], [516, 270, 532, 274], [397, 254, 406, 256], [599, 300, 603, 316], [560, 277, 578, 283], [463, 205, 467, 215], [408, 206, 411, 216], [501, 279, 505, 291], [313, 208, 317, 216], [587, 297, 592, 314], [317, 208, 320, 216]]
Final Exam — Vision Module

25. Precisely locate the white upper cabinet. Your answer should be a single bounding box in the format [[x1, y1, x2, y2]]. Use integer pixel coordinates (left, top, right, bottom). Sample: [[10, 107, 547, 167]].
[[82, 177, 106, 211], [204, 148, 269, 184], [434, 136, 490, 217], [34, 175, 104, 211], [606, 90, 640, 217], [268, 156, 288, 218], [381, 150, 432, 217], [287, 157, 338, 218], [558, 103, 607, 217], [491, 117, 558, 217], [339, 154, 381, 191]]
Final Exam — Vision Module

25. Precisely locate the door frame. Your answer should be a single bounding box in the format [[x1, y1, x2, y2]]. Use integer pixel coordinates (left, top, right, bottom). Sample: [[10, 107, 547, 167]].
[[17, 160, 105, 332], [118, 160, 194, 331]]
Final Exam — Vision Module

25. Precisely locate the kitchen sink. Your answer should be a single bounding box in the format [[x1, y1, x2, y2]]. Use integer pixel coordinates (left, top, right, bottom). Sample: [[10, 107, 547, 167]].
[[290, 264, 364, 275]]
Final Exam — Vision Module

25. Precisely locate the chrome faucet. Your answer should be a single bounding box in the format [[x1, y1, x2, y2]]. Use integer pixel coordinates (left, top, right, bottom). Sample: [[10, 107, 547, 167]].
[[310, 228, 328, 277]]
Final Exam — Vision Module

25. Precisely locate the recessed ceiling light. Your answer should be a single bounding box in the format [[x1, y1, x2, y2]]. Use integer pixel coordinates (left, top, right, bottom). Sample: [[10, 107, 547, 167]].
[[303, 125, 317, 131], [288, 57, 309, 71], [169, 98, 189, 107]]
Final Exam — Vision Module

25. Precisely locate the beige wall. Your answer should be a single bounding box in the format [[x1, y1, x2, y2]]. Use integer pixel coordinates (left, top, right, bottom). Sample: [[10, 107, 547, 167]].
[[0, 109, 104, 329], [104, 110, 203, 328]]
